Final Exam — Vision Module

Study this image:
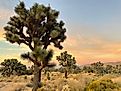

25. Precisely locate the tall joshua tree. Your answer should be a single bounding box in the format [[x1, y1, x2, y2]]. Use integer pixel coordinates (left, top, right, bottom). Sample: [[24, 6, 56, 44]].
[[4, 2, 66, 91], [56, 51, 76, 78]]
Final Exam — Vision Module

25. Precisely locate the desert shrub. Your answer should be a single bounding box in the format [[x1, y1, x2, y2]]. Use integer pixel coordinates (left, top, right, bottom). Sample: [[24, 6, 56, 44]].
[[85, 78, 119, 91], [58, 67, 65, 73], [24, 76, 27, 79], [15, 88, 24, 91], [70, 64, 82, 74], [26, 83, 33, 88], [37, 72, 97, 91], [47, 72, 51, 80], [1, 59, 27, 77], [61, 84, 71, 91], [83, 66, 94, 73], [83, 62, 111, 75], [83, 62, 121, 76], [26, 69, 33, 75]]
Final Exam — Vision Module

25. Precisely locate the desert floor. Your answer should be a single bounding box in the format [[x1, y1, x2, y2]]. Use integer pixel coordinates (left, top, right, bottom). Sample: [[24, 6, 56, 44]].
[[0, 72, 121, 91]]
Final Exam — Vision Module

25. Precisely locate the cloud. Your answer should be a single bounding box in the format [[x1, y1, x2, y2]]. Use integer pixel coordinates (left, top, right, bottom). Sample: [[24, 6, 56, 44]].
[[0, 2, 16, 40], [0, 0, 18, 27], [0, 27, 5, 40], [0, 40, 31, 65], [0, 40, 29, 57], [45, 23, 121, 65], [63, 35, 121, 64], [0, 8, 14, 22], [0, 31, 121, 65], [0, 31, 4, 40], [0, 0, 120, 65]]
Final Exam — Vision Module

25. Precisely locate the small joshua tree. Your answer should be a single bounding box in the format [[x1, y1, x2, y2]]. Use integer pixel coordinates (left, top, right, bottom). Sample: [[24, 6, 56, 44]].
[[90, 61, 105, 75], [56, 51, 76, 78], [4, 2, 66, 91], [1, 59, 27, 77]]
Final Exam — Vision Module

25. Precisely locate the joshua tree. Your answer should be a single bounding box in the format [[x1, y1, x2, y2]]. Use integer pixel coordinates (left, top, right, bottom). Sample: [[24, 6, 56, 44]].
[[90, 61, 105, 75], [1, 59, 27, 77], [4, 2, 66, 91], [56, 51, 76, 78]]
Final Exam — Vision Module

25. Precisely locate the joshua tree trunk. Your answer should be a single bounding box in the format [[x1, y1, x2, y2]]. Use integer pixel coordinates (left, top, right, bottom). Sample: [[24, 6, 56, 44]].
[[39, 68, 42, 87], [65, 69, 68, 79], [32, 64, 42, 91]]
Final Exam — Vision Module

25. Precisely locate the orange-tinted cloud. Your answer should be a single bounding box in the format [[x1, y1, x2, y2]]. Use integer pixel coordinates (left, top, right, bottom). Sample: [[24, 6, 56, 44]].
[[0, 27, 5, 40], [0, 8, 14, 40], [61, 35, 121, 64], [1, 24, 121, 65], [0, 8, 121, 65]]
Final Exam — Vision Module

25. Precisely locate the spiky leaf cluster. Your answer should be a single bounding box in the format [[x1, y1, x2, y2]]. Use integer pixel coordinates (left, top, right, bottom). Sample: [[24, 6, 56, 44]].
[[0, 59, 27, 77], [21, 49, 54, 68], [4, 2, 66, 51], [56, 51, 76, 68]]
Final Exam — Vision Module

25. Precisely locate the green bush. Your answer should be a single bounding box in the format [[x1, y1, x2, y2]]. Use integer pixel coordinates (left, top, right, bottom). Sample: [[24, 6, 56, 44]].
[[1, 59, 27, 77], [85, 78, 119, 91]]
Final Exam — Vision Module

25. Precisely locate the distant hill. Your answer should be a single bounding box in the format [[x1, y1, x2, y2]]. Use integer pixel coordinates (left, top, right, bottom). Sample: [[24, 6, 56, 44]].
[[104, 61, 121, 66], [81, 61, 121, 67]]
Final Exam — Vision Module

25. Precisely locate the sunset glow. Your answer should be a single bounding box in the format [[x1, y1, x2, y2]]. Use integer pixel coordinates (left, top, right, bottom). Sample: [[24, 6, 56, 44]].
[[0, 0, 121, 65]]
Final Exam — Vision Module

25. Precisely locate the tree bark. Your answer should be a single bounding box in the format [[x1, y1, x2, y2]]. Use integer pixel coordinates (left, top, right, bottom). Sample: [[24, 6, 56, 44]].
[[32, 64, 41, 91], [65, 69, 68, 79], [39, 68, 42, 87]]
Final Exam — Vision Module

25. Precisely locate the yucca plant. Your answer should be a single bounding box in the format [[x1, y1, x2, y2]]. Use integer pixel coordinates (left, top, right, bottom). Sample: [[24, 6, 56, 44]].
[[4, 1, 66, 91], [56, 51, 76, 78], [1, 59, 27, 77]]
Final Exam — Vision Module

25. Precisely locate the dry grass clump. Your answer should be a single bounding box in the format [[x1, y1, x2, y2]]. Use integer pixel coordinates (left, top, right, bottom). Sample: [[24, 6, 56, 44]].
[[111, 76, 121, 90], [38, 72, 121, 91], [85, 75, 120, 91], [1, 72, 121, 91], [0, 75, 32, 83], [0, 75, 33, 91], [37, 72, 97, 91]]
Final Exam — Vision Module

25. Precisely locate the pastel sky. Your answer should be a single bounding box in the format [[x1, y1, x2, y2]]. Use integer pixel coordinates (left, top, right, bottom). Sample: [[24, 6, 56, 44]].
[[0, 0, 121, 65]]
